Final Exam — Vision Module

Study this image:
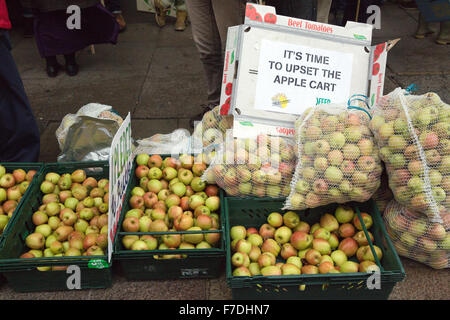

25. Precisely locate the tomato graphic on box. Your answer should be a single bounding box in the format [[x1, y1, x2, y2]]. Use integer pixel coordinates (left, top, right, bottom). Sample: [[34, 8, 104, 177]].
[[220, 102, 230, 115], [246, 4, 257, 18], [264, 13, 277, 24], [225, 82, 232, 96], [253, 12, 263, 22], [372, 62, 380, 76], [375, 43, 386, 54]]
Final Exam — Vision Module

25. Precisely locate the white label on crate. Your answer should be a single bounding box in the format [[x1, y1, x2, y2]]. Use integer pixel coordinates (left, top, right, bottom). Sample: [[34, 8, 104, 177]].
[[108, 113, 133, 264], [254, 39, 353, 115]]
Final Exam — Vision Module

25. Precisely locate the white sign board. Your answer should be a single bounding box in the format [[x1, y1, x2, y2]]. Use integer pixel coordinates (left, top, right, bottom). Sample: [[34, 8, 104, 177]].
[[254, 39, 353, 115], [108, 113, 133, 263]]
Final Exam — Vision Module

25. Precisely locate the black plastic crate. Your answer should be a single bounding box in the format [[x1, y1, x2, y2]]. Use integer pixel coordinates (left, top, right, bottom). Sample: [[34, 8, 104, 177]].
[[224, 197, 405, 300], [0, 161, 112, 292]]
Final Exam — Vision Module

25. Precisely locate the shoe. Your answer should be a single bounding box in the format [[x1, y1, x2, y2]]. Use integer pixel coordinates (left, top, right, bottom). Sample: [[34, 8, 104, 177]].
[[154, 0, 167, 27], [414, 14, 434, 39], [175, 10, 187, 31], [436, 21, 450, 45], [46, 63, 61, 78], [113, 13, 127, 33], [65, 63, 79, 76], [399, 1, 418, 10]]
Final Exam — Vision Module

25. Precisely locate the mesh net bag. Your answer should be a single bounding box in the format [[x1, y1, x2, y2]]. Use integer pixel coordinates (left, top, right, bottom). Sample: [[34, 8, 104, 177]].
[[384, 199, 449, 269], [370, 88, 449, 223], [372, 168, 394, 214], [202, 134, 296, 198], [192, 105, 234, 149], [284, 103, 383, 210]]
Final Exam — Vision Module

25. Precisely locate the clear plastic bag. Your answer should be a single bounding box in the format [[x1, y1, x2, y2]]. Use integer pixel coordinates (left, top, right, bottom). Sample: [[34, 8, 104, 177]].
[[202, 134, 296, 198], [56, 103, 124, 162], [134, 129, 192, 156], [384, 199, 449, 269], [284, 102, 383, 210], [370, 88, 449, 223]]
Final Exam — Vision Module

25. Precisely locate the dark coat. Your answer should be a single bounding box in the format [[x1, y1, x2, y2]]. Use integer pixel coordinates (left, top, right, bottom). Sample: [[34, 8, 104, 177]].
[[21, 0, 99, 12]]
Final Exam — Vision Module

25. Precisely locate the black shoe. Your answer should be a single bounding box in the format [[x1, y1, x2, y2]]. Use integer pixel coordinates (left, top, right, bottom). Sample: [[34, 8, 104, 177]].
[[65, 63, 79, 76], [46, 63, 61, 78]]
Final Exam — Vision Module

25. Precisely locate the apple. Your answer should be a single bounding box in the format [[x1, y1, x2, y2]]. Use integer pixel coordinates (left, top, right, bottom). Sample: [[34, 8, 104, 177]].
[[26, 232, 44, 249], [340, 261, 359, 273], [267, 212, 283, 228], [360, 245, 383, 262], [334, 205, 354, 223], [261, 238, 280, 257], [32, 211, 48, 226], [261, 265, 282, 276], [205, 196, 220, 212], [313, 228, 330, 240], [353, 213, 373, 230], [328, 132, 346, 149], [305, 249, 322, 265], [274, 226, 292, 244], [353, 230, 374, 246], [71, 169, 86, 183], [174, 214, 194, 231], [328, 233, 339, 250], [40, 180, 55, 194], [258, 252, 276, 268], [338, 238, 358, 257], [259, 223, 275, 240], [338, 223, 356, 238], [301, 265, 319, 274], [320, 213, 339, 232]]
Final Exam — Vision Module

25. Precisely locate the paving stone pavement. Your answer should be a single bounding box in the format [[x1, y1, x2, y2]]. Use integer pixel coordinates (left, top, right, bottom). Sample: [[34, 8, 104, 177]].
[[1, 1, 448, 300]]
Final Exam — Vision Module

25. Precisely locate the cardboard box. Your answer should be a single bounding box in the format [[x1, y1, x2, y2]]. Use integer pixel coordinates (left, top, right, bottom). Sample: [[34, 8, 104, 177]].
[[219, 4, 392, 138]]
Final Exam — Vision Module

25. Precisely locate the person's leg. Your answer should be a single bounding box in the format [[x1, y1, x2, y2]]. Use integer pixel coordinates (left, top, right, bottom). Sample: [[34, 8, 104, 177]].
[[22, 7, 34, 38], [104, 0, 126, 31], [175, 0, 188, 31], [0, 31, 40, 162], [185, 0, 224, 108], [316, 0, 332, 23], [45, 55, 60, 78], [64, 52, 78, 77]]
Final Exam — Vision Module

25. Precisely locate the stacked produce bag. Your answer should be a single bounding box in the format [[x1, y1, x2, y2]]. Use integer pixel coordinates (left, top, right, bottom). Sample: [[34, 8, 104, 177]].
[[370, 88, 449, 269], [384, 200, 448, 269], [193, 105, 234, 149], [284, 103, 383, 210], [203, 135, 296, 198]]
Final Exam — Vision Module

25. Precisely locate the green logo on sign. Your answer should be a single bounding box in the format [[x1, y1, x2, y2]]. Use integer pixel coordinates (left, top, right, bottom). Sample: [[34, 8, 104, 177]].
[[88, 259, 109, 269], [231, 51, 235, 65], [371, 94, 375, 106], [239, 121, 254, 127], [353, 34, 367, 40]]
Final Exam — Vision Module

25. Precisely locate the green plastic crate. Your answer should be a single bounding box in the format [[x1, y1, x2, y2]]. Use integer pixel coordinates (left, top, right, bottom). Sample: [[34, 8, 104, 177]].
[[0, 163, 44, 249], [113, 158, 226, 280], [224, 198, 406, 300], [0, 161, 112, 292]]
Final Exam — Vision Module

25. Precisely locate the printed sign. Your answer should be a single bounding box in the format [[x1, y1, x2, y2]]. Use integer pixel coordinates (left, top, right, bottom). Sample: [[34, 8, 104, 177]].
[[108, 113, 132, 263], [254, 40, 353, 115]]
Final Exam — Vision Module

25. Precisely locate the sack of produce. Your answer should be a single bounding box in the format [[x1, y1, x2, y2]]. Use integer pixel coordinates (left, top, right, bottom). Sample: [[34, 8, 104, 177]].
[[372, 169, 394, 214], [370, 88, 449, 223], [384, 199, 449, 269], [203, 134, 296, 198], [284, 103, 383, 210], [192, 105, 234, 149]]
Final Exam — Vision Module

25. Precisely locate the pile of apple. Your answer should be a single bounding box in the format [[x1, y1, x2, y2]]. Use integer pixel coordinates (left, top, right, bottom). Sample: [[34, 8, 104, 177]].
[[384, 199, 449, 269], [0, 166, 37, 234], [20, 169, 109, 270], [370, 90, 449, 220], [230, 205, 383, 277], [286, 108, 382, 210], [120, 154, 221, 255], [193, 105, 233, 148], [205, 134, 296, 198]]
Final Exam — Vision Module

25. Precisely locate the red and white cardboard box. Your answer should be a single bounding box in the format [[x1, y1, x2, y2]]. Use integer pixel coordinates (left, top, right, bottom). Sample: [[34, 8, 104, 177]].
[[219, 4, 392, 138]]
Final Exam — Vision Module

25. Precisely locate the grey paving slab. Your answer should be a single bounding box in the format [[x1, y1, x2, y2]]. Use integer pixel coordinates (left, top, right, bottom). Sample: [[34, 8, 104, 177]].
[[156, 24, 195, 48], [135, 73, 208, 119], [372, 4, 419, 41], [30, 75, 143, 122], [147, 45, 204, 77], [389, 258, 450, 300], [384, 35, 450, 75], [207, 273, 232, 300], [131, 118, 179, 141], [389, 74, 450, 102]]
